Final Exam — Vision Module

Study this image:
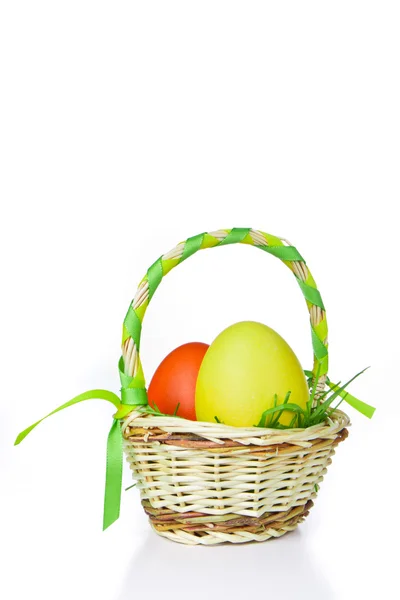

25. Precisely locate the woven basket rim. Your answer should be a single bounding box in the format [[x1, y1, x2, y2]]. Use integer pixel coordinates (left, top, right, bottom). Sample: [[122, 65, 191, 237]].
[[122, 408, 350, 445]]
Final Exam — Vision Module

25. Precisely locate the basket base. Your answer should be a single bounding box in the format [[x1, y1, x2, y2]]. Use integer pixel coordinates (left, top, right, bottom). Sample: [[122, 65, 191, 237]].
[[143, 499, 314, 546]]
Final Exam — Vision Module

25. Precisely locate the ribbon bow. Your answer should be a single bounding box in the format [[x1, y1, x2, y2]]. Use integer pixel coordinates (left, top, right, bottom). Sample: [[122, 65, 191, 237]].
[[15, 367, 375, 530]]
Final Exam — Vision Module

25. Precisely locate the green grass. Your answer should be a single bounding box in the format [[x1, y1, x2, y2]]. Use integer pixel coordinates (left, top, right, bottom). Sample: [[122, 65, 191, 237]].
[[125, 483, 137, 491], [254, 366, 368, 429]]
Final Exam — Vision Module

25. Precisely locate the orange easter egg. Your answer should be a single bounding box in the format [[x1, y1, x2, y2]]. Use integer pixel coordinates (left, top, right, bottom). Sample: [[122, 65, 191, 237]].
[[148, 342, 209, 420]]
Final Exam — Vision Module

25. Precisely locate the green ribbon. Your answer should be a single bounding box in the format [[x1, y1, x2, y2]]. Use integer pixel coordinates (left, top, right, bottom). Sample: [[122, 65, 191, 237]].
[[14, 378, 148, 531], [147, 257, 164, 300], [180, 233, 206, 262], [325, 377, 376, 419], [303, 370, 376, 418], [103, 418, 123, 530], [14, 389, 121, 445]]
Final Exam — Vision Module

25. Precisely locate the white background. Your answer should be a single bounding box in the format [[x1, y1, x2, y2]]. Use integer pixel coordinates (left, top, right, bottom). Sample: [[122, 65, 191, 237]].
[[1, 2, 399, 599]]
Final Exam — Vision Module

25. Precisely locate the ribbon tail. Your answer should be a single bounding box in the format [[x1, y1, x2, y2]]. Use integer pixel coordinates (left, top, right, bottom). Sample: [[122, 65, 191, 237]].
[[14, 389, 121, 446], [103, 419, 123, 531], [15, 388, 125, 531], [304, 369, 376, 419], [326, 380, 376, 419]]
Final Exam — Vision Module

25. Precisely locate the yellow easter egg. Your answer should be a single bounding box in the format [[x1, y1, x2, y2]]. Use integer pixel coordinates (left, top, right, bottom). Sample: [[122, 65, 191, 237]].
[[195, 321, 309, 427]]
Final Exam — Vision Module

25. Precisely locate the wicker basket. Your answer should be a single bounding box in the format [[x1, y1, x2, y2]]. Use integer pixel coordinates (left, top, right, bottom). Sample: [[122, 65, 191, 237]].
[[119, 228, 350, 545]]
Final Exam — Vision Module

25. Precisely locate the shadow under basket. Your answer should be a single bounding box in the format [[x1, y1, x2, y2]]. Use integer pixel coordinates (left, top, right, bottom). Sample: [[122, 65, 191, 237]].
[[122, 410, 350, 545]]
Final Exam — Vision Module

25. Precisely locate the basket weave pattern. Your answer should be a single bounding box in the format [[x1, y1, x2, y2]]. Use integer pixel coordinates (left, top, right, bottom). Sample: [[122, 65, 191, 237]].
[[121, 228, 349, 545], [122, 411, 349, 545]]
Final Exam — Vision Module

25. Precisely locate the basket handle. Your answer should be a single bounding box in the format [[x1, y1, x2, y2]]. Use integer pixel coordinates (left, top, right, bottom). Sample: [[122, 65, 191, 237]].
[[120, 228, 328, 406]]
